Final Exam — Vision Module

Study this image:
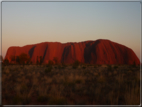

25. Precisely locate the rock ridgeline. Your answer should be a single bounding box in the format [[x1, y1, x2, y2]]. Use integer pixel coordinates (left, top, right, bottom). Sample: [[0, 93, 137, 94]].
[[5, 39, 140, 65]]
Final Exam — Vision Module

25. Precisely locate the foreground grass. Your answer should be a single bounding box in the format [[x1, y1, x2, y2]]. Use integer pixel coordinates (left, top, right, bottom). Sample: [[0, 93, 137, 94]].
[[2, 64, 140, 105]]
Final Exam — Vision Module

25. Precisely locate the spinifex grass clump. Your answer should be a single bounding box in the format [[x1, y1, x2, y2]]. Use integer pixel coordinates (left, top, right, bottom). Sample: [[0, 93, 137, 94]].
[[2, 64, 140, 105]]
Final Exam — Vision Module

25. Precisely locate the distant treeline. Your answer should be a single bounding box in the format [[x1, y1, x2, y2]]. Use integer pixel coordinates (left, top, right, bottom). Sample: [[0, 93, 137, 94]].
[[1, 53, 81, 66]]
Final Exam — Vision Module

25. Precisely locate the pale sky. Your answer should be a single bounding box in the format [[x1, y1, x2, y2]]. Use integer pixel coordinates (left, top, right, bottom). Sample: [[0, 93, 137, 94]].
[[1, 1, 141, 60]]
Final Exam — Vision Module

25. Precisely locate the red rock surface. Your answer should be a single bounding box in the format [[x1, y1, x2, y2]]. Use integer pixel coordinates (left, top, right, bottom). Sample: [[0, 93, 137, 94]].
[[5, 39, 140, 65]]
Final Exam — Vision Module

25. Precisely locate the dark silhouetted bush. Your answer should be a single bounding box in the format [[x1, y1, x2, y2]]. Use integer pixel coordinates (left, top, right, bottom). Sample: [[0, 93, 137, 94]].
[[36, 56, 39, 65], [19, 53, 30, 65], [53, 57, 59, 65], [48, 60, 54, 65], [45, 66, 52, 73], [82, 66, 86, 69], [113, 65, 118, 69], [107, 65, 112, 71], [72, 60, 80, 69], [3, 59, 9, 65], [132, 61, 136, 67], [37, 95, 48, 102], [10, 55, 16, 63], [16, 56, 20, 64]]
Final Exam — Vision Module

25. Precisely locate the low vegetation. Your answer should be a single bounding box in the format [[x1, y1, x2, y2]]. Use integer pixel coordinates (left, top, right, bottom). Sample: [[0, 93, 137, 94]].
[[72, 60, 80, 69], [2, 64, 140, 105]]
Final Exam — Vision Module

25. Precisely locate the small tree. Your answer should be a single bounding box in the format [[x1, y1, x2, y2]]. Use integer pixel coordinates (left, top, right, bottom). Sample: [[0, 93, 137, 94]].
[[3, 58, 9, 65], [19, 53, 30, 65], [48, 60, 54, 65], [53, 57, 59, 65], [29, 61, 33, 65], [16, 56, 20, 64], [36, 56, 39, 65], [10, 55, 16, 63], [26, 59, 31, 65], [72, 60, 80, 69], [73, 60, 80, 66]]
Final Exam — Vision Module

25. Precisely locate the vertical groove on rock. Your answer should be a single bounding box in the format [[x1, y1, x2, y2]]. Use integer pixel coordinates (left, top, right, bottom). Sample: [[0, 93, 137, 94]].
[[42, 44, 48, 63], [28, 46, 36, 58]]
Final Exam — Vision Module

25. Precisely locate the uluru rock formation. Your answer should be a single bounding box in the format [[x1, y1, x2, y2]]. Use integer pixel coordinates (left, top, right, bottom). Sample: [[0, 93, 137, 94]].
[[5, 39, 140, 65]]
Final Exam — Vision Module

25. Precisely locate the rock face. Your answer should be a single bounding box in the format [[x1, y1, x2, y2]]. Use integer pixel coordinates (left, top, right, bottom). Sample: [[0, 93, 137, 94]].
[[5, 39, 140, 65]]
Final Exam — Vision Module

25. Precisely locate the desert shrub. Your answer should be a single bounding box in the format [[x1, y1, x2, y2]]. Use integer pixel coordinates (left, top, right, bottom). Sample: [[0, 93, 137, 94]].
[[62, 66, 65, 69], [73, 60, 80, 66], [29, 61, 33, 65], [16, 56, 20, 64], [19, 53, 30, 65], [62, 64, 67, 68], [10, 55, 16, 63], [97, 75, 106, 83], [87, 64, 90, 67], [75, 79, 82, 84], [22, 98, 30, 105], [61, 62, 64, 65], [58, 65, 62, 69], [61, 63, 67, 69], [72, 60, 80, 69], [36, 56, 39, 65], [4, 68, 10, 74], [13, 96, 22, 104], [94, 72, 99, 76], [46, 64, 50, 67], [94, 65, 97, 68], [26, 60, 31, 65], [72, 65, 77, 69], [107, 65, 112, 71], [132, 61, 136, 67], [36, 56, 43, 65], [48, 60, 54, 65], [65, 81, 75, 87], [45, 60, 54, 67], [54, 66, 57, 69], [58, 65, 65, 69], [82, 66, 86, 69], [53, 57, 59, 65], [3, 59, 9, 65], [49, 97, 67, 105], [37, 95, 48, 103], [45, 66, 52, 73], [113, 65, 118, 69], [61, 65, 66, 69], [20, 84, 28, 94]]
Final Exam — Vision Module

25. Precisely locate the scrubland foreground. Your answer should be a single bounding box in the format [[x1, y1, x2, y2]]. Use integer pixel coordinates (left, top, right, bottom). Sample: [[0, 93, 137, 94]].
[[2, 64, 140, 105]]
